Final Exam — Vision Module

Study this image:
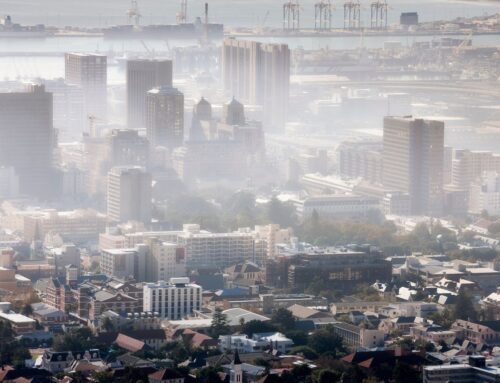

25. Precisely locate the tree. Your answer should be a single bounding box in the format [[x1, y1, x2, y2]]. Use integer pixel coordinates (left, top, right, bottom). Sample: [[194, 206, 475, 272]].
[[453, 290, 478, 322], [271, 308, 295, 332], [307, 326, 345, 356], [92, 371, 113, 383], [197, 366, 223, 383], [21, 303, 33, 316], [210, 307, 230, 339], [314, 369, 342, 383], [242, 320, 278, 337], [101, 317, 115, 332], [289, 346, 318, 360], [393, 362, 420, 383]]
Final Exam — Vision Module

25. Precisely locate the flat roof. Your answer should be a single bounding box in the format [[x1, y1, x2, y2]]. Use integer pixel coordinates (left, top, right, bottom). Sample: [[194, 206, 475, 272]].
[[0, 312, 36, 324]]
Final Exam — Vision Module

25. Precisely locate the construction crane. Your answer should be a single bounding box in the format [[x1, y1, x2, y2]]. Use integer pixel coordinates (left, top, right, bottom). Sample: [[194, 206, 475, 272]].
[[176, 0, 188, 24], [453, 32, 473, 57], [370, 0, 388, 29], [315, 0, 334, 31], [344, 0, 361, 30], [283, 0, 301, 31], [126, 0, 141, 27]]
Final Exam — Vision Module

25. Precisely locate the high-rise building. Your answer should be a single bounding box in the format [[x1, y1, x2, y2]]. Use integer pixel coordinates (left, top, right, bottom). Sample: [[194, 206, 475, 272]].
[[146, 87, 184, 149], [0, 84, 55, 199], [143, 278, 202, 319], [126, 59, 173, 129], [65, 53, 107, 119], [107, 167, 152, 224], [223, 98, 245, 126], [383, 116, 445, 215], [84, 129, 149, 197], [222, 39, 290, 131], [145, 238, 186, 282]]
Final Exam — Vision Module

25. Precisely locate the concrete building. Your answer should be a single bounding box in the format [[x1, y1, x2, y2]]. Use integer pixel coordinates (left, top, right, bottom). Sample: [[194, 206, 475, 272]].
[[469, 172, 500, 216], [423, 356, 500, 383], [219, 332, 294, 354], [85, 129, 149, 197], [100, 246, 148, 281], [177, 225, 256, 268], [294, 195, 381, 220], [0, 84, 55, 199], [145, 238, 187, 282], [143, 278, 202, 319], [23, 209, 106, 244], [331, 322, 385, 349], [222, 39, 290, 131], [127, 59, 173, 129], [146, 86, 184, 149], [383, 116, 445, 215], [0, 166, 19, 199], [266, 246, 392, 291], [65, 53, 107, 118], [338, 141, 383, 184], [107, 167, 152, 224], [42, 78, 86, 139]]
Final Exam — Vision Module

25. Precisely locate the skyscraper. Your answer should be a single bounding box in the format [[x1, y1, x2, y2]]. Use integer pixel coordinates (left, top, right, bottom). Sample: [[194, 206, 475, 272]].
[[0, 84, 54, 199], [107, 166, 152, 224], [65, 53, 107, 119], [222, 39, 290, 131], [126, 59, 173, 129], [223, 98, 245, 126], [383, 116, 445, 215], [146, 86, 184, 149]]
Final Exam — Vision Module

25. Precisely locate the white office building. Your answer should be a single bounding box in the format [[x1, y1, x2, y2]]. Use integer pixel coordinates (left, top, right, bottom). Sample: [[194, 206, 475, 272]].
[[143, 278, 202, 319], [219, 332, 294, 354]]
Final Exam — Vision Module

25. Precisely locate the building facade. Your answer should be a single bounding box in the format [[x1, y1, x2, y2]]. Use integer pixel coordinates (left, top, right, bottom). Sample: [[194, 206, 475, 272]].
[[107, 166, 152, 224], [383, 116, 445, 215], [146, 86, 184, 149], [127, 59, 173, 129], [143, 278, 202, 319]]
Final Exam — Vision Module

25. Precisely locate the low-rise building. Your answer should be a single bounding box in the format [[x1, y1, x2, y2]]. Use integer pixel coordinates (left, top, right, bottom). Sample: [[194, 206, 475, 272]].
[[331, 322, 385, 349], [0, 312, 36, 334], [423, 356, 500, 383], [219, 332, 294, 354], [452, 319, 500, 345]]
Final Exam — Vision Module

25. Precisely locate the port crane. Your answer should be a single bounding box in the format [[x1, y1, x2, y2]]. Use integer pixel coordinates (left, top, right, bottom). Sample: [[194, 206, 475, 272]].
[[283, 0, 301, 31], [176, 0, 188, 24], [370, 0, 388, 29], [344, 0, 361, 30], [126, 0, 141, 27], [314, 0, 334, 31]]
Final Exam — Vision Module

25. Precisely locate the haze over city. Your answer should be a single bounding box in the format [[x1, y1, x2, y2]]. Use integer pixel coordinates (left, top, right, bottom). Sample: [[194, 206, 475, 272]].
[[0, 1, 498, 383]]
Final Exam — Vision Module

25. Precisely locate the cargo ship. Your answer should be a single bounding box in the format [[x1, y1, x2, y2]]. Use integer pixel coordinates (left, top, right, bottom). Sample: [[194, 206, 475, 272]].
[[103, 18, 223, 40], [0, 15, 48, 38]]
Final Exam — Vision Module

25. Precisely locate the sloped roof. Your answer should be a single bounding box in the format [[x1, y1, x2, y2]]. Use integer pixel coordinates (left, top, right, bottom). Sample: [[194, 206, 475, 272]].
[[115, 334, 148, 353], [149, 368, 182, 381]]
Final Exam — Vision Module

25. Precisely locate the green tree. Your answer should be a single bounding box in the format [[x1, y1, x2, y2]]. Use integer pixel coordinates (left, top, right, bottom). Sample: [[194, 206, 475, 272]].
[[289, 346, 318, 360], [453, 291, 478, 321], [21, 303, 33, 316], [314, 369, 341, 383], [271, 308, 296, 332], [242, 320, 278, 337], [307, 326, 345, 356], [393, 362, 420, 383], [197, 366, 223, 383], [210, 307, 231, 339], [92, 370, 114, 383], [101, 317, 115, 332]]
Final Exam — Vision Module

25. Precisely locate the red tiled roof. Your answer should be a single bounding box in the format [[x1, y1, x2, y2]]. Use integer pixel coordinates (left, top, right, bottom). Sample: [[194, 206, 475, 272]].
[[115, 333, 147, 352]]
